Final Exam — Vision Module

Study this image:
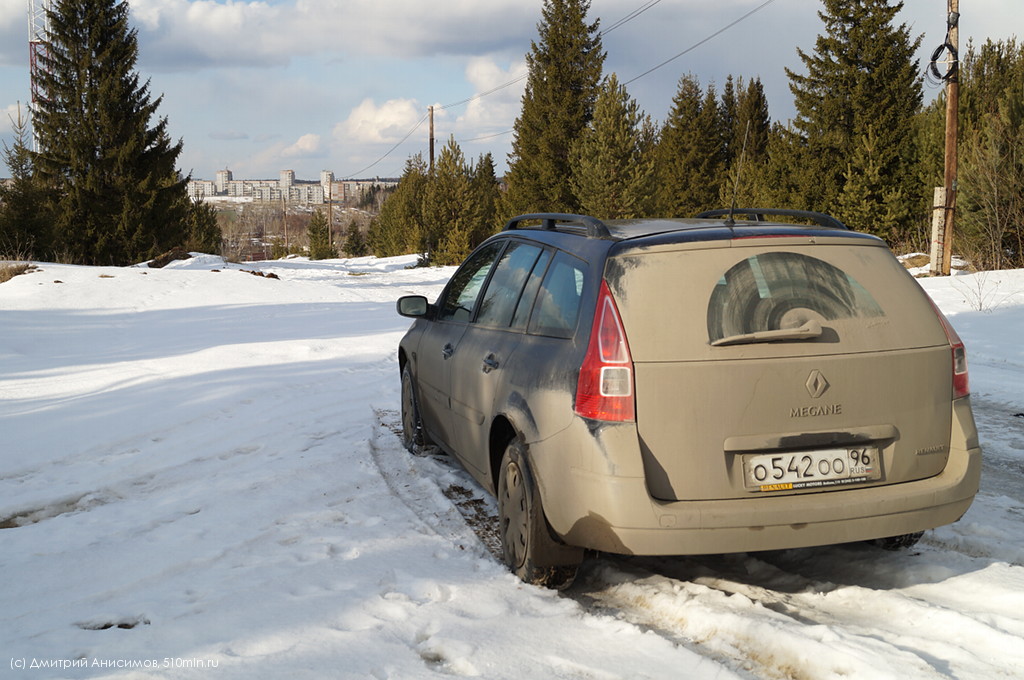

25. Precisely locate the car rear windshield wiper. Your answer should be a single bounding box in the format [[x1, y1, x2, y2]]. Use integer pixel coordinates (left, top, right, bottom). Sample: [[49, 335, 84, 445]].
[[711, 319, 823, 347]]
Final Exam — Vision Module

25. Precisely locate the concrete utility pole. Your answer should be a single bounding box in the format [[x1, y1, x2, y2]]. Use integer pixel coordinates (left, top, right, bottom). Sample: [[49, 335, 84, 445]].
[[931, 1, 960, 276]]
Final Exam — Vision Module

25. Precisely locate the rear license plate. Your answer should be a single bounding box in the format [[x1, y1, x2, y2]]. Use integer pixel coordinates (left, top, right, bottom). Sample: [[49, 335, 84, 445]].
[[743, 447, 881, 492]]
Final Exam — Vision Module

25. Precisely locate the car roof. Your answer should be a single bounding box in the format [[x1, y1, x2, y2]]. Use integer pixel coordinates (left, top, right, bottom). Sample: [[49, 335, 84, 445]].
[[501, 211, 884, 248]]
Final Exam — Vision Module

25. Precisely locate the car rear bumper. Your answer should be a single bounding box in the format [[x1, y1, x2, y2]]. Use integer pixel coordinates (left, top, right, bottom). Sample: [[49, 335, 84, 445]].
[[532, 416, 982, 556]]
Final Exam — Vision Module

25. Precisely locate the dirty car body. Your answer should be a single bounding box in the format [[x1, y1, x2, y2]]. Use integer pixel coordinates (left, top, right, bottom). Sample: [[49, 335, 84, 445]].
[[396, 211, 982, 588]]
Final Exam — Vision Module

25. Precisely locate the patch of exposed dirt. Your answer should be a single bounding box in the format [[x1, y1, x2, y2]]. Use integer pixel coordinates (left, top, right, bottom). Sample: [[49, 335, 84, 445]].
[[147, 247, 192, 268]]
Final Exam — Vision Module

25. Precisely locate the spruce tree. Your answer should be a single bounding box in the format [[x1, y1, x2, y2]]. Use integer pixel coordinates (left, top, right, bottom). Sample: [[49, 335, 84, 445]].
[[342, 223, 369, 258], [503, 0, 604, 216], [368, 154, 428, 258], [422, 137, 475, 266], [570, 74, 654, 218], [32, 0, 190, 265], [654, 75, 725, 216], [755, 123, 810, 210], [720, 78, 773, 209], [306, 209, 334, 260], [732, 78, 771, 167], [836, 127, 904, 235], [0, 105, 50, 256], [184, 200, 222, 254], [468, 152, 502, 247], [785, 0, 922, 238]]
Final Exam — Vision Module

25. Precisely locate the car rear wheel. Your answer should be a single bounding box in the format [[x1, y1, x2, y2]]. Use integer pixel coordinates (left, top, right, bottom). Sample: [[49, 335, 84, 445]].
[[873, 531, 925, 551], [497, 438, 582, 589], [400, 364, 431, 452]]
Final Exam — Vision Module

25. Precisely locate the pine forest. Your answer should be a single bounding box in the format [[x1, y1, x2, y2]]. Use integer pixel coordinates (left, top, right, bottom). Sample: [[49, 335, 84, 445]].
[[1, 0, 1022, 272]]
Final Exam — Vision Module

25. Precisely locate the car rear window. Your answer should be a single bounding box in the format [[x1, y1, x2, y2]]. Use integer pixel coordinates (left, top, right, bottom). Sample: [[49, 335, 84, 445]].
[[707, 252, 884, 343], [607, 242, 947, 361]]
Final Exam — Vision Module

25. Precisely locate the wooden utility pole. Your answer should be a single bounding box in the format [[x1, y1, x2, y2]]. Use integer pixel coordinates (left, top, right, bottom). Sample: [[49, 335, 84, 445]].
[[429, 105, 435, 173], [929, 1, 960, 275], [940, 1, 959, 275], [942, 1, 958, 276]]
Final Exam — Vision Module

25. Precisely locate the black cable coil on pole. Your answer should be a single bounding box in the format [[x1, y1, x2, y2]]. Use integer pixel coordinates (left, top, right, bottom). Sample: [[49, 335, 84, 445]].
[[929, 42, 959, 82]]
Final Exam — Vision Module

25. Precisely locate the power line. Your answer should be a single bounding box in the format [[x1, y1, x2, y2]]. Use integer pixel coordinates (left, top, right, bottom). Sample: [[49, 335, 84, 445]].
[[344, 0, 779, 178], [437, 0, 665, 112], [342, 0, 667, 177], [341, 111, 430, 179], [439, 75, 526, 111], [624, 0, 780, 86], [602, 0, 663, 34], [459, 129, 514, 143]]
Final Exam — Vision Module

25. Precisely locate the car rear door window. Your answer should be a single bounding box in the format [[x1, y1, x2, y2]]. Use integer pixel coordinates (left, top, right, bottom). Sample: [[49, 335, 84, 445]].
[[438, 242, 503, 323], [476, 241, 544, 328], [529, 251, 586, 338], [511, 250, 552, 330]]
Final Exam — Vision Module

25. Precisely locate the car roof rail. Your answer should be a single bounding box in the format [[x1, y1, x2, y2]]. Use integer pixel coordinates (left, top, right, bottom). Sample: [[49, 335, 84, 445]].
[[695, 208, 849, 230], [503, 213, 613, 239]]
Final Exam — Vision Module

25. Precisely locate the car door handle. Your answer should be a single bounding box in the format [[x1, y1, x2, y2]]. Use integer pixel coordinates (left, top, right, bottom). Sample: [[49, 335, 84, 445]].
[[441, 343, 454, 360], [482, 353, 499, 373]]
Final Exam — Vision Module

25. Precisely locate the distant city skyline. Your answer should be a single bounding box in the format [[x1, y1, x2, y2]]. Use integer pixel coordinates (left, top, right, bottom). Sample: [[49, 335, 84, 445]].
[[1, 0, 1020, 180], [186, 167, 396, 203]]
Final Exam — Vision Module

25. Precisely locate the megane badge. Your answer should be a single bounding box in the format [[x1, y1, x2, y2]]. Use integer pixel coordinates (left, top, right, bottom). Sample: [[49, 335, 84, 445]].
[[806, 370, 830, 399]]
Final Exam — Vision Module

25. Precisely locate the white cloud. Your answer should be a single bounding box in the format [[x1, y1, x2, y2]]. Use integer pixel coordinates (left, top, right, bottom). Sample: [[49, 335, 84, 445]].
[[456, 58, 527, 132], [282, 133, 324, 158], [0, 102, 28, 136], [336, 98, 425, 145], [128, 0, 536, 71]]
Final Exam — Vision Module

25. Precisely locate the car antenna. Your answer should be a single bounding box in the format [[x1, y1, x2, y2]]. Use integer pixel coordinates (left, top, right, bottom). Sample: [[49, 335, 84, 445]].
[[726, 120, 751, 229]]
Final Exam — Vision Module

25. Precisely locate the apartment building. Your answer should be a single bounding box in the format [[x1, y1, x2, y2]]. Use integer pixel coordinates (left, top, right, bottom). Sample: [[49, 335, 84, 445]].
[[187, 170, 395, 206]]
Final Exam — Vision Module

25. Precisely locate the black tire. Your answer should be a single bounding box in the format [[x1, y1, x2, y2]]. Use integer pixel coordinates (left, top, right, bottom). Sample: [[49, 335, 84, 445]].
[[873, 531, 925, 551], [497, 438, 583, 589], [400, 364, 431, 451]]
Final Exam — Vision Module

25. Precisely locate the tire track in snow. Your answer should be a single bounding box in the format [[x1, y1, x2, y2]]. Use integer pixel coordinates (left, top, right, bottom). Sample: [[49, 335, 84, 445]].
[[369, 408, 499, 559], [369, 406, 1024, 680], [575, 543, 1024, 680]]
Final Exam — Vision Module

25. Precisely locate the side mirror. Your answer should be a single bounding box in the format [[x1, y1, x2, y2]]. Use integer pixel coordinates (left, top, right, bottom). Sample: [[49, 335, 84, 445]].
[[397, 295, 430, 318]]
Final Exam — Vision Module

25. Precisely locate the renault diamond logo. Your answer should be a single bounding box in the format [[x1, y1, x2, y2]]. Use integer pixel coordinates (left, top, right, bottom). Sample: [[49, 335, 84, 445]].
[[806, 370, 830, 399]]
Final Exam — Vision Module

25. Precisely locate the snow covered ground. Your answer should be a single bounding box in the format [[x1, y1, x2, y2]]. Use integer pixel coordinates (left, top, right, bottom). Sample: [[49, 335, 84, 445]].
[[1, 253, 1022, 680]]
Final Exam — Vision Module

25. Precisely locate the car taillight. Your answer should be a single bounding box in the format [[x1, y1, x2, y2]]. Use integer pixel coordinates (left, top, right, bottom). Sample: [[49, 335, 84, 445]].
[[929, 299, 970, 399], [575, 281, 635, 421]]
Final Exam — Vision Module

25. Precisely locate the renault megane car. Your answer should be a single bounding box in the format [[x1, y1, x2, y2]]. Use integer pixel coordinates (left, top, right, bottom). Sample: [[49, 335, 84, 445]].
[[396, 209, 982, 588]]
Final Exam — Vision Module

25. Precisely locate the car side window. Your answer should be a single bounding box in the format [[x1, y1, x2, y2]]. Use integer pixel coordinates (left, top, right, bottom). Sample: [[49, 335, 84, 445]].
[[438, 242, 503, 323], [476, 241, 544, 328], [511, 249, 552, 330], [528, 251, 586, 338]]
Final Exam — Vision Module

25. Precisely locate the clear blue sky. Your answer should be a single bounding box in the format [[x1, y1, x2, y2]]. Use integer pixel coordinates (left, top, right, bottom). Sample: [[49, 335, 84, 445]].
[[0, 0, 1018, 181]]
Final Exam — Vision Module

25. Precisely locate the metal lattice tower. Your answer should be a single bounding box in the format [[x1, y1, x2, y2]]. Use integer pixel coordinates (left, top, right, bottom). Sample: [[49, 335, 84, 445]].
[[28, 0, 50, 103], [27, 0, 51, 148]]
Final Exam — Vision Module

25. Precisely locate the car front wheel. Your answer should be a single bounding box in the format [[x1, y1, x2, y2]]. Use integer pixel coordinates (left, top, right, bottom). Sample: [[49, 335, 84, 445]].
[[400, 364, 430, 452], [497, 437, 583, 589]]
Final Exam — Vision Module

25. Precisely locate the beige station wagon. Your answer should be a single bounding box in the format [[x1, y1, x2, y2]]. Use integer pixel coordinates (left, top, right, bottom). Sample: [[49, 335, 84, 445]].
[[397, 210, 982, 588]]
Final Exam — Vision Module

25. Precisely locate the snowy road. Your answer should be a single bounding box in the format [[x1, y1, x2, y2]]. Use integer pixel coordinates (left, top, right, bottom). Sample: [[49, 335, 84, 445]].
[[376, 396, 1024, 680], [1, 255, 1022, 679]]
